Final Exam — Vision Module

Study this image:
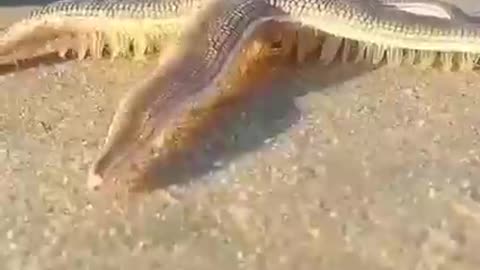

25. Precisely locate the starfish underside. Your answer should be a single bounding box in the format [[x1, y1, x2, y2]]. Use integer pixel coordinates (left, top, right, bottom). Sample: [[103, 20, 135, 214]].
[[1, 0, 480, 192]]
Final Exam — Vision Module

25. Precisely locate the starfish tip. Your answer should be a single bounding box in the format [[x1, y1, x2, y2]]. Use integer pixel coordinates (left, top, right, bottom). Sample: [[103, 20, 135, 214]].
[[87, 171, 104, 191]]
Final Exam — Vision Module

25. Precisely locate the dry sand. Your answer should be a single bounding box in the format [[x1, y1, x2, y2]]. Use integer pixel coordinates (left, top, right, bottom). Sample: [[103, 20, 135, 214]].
[[1, 1, 480, 269]]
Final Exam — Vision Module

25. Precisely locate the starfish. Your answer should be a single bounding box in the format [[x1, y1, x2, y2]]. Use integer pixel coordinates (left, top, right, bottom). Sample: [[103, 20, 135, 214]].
[[1, 0, 472, 62], [2, 0, 480, 192]]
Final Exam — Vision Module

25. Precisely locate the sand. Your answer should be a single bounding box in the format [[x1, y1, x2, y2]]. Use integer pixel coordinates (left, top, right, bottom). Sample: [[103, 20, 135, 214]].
[[1, 1, 480, 269]]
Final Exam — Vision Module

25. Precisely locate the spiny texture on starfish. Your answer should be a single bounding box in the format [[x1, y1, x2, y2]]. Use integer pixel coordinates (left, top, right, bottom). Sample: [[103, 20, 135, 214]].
[[86, 0, 480, 190], [1, 0, 479, 64], [0, 0, 299, 64], [0, 0, 204, 62]]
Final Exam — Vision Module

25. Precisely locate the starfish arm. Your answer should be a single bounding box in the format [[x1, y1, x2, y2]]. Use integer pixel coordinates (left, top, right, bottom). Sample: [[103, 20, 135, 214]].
[[266, 0, 480, 53], [1, 0, 478, 64], [88, 0, 279, 189], [0, 0, 203, 62], [379, 0, 474, 21]]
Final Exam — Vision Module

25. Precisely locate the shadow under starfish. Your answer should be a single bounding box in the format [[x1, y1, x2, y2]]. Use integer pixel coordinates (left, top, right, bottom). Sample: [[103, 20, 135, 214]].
[[134, 60, 377, 193]]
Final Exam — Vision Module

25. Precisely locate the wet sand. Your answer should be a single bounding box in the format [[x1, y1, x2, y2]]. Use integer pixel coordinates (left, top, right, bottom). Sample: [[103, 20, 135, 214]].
[[1, 1, 480, 269]]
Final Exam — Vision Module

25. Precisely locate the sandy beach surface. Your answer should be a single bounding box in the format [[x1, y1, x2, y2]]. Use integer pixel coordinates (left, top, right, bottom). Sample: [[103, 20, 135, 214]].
[[1, 1, 480, 269]]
